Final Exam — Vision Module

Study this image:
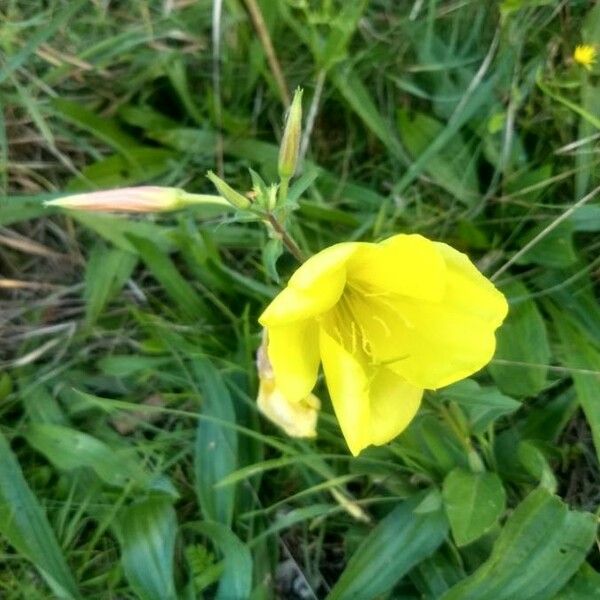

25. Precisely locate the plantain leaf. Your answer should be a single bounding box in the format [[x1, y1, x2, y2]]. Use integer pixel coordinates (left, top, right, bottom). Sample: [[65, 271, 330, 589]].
[[327, 493, 448, 600], [442, 488, 596, 600], [115, 497, 178, 600], [194, 522, 252, 600], [0, 432, 80, 599], [193, 359, 238, 526]]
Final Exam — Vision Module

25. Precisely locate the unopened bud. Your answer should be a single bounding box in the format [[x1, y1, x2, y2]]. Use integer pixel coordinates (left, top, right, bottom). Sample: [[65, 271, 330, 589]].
[[206, 171, 251, 209], [278, 88, 303, 180], [45, 186, 228, 213]]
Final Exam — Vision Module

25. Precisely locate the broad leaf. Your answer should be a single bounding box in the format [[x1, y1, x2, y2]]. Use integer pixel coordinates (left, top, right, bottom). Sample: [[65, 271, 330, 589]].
[[442, 468, 506, 547]]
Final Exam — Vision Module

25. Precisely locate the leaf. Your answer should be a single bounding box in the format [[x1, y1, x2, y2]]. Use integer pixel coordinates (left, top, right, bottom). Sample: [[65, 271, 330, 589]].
[[331, 66, 406, 162], [51, 98, 140, 159], [489, 280, 551, 397], [23, 423, 149, 489], [555, 564, 600, 599], [84, 244, 137, 326], [194, 522, 252, 600], [0, 432, 80, 599], [439, 379, 521, 434], [327, 493, 448, 600], [127, 234, 210, 321], [441, 488, 597, 600], [262, 238, 283, 282], [193, 359, 237, 526], [553, 316, 600, 463], [66, 148, 176, 191], [116, 497, 178, 600], [517, 221, 578, 269], [397, 109, 479, 204], [442, 468, 506, 547], [72, 212, 173, 254], [518, 440, 557, 492]]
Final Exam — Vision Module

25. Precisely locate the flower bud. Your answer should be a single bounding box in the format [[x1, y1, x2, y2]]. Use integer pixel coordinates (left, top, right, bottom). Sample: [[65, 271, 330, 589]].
[[278, 88, 303, 180], [206, 171, 251, 209], [45, 186, 229, 213]]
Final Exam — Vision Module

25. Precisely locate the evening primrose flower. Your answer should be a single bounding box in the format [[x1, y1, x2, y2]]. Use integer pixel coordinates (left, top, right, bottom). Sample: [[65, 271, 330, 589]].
[[573, 44, 597, 70], [259, 234, 508, 456]]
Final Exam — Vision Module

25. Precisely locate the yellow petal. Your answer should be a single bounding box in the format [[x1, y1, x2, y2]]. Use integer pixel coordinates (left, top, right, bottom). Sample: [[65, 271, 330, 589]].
[[266, 320, 320, 402], [368, 368, 423, 446], [347, 234, 446, 301], [257, 377, 320, 438], [259, 243, 361, 326], [319, 325, 371, 456], [434, 242, 508, 326], [383, 247, 507, 389]]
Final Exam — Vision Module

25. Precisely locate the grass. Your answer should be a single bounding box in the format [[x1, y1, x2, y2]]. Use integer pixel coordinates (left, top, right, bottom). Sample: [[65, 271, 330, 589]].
[[1, 0, 600, 598]]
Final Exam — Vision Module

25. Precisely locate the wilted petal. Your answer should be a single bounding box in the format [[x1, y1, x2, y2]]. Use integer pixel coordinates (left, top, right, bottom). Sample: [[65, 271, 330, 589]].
[[257, 377, 320, 438]]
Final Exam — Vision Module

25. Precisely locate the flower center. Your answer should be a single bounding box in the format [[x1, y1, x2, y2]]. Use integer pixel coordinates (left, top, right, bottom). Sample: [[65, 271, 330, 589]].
[[326, 282, 410, 368]]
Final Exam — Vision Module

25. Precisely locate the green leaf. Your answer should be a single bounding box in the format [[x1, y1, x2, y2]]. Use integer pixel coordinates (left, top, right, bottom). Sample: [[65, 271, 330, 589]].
[[51, 98, 140, 159], [397, 109, 479, 204], [194, 522, 252, 600], [84, 244, 137, 326], [517, 221, 578, 269], [442, 468, 506, 547], [23, 423, 149, 489], [555, 564, 600, 599], [262, 238, 283, 282], [331, 66, 406, 162], [439, 379, 521, 434], [553, 316, 600, 463], [441, 488, 597, 600], [193, 359, 237, 526], [127, 233, 210, 321], [489, 280, 551, 397], [116, 497, 178, 600], [73, 212, 173, 254], [0, 432, 80, 599], [66, 148, 176, 190], [327, 493, 448, 600]]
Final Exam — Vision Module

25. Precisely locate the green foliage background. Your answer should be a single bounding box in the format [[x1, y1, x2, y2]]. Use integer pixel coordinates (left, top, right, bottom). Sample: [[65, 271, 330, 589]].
[[1, 0, 600, 598]]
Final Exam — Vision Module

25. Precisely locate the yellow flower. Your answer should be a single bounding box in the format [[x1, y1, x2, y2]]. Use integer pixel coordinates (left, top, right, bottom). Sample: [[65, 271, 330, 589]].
[[259, 234, 508, 456], [573, 44, 597, 70]]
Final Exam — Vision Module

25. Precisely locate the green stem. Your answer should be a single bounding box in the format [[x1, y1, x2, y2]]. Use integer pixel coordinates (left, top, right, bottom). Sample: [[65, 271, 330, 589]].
[[278, 176, 289, 205], [266, 213, 305, 262]]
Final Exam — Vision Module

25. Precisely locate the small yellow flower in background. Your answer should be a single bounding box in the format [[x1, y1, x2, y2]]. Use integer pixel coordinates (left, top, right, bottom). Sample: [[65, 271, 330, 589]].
[[259, 234, 508, 456], [256, 336, 320, 438], [573, 44, 597, 70], [45, 186, 229, 213]]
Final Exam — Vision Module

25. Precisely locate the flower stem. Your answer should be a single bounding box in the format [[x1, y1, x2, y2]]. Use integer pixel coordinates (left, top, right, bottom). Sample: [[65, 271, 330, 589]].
[[266, 213, 305, 262]]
